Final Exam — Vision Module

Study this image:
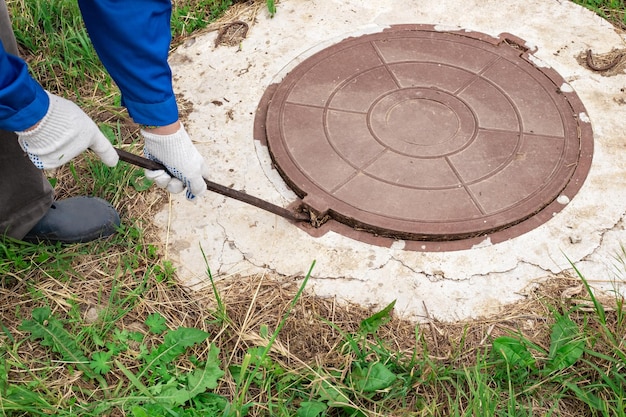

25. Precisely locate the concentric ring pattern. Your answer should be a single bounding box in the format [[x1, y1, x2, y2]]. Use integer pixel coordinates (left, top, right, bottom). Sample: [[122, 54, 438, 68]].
[[263, 26, 593, 244]]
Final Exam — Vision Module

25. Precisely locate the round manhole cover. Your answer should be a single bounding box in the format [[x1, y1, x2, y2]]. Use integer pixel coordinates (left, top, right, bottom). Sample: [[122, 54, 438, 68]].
[[255, 25, 593, 251]]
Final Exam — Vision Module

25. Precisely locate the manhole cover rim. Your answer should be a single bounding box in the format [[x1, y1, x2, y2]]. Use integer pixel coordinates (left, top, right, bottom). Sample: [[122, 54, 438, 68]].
[[257, 24, 594, 250]]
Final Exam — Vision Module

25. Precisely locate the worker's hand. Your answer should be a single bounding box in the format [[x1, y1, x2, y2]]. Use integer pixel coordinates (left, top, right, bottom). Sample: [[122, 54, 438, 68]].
[[142, 123, 209, 200], [17, 92, 119, 170]]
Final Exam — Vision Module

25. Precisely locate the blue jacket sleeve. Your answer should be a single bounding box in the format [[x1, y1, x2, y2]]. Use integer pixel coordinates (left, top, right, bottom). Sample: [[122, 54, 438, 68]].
[[0, 41, 49, 132], [78, 0, 179, 126]]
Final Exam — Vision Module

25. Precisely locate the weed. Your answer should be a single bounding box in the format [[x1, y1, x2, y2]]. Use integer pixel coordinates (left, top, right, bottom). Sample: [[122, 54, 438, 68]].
[[13, 304, 226, 416], [230, 261, 316, 416], [266, 0, 277, 17]]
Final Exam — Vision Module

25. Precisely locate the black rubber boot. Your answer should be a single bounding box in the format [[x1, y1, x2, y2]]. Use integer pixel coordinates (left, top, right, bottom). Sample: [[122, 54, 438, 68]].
[[23, 196, 120, 243]]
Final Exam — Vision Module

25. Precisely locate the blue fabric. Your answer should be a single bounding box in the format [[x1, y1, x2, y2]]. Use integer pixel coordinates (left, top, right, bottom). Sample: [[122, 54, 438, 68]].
[[0, 43, 49, 131], [78, 0, 178, 126], [0, 0, 178, 131]]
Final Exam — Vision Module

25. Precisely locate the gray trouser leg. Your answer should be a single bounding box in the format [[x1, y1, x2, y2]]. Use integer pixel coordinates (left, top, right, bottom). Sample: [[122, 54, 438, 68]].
[[0, 0, 54, 239], [0, 0, 17, 54]]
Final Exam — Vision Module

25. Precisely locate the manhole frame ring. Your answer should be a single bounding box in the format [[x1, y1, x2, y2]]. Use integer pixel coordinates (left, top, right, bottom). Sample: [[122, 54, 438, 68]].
[[254, 24, 594, 251]]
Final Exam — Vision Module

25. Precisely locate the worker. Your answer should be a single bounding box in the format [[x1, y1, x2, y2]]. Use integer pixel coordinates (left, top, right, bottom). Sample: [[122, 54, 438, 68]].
[[0, 0, 209, 243]]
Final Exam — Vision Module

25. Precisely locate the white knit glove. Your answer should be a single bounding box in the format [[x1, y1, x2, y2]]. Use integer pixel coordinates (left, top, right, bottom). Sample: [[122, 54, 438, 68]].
[[142, 124, 209, 200], [17, 92, 119, 169]]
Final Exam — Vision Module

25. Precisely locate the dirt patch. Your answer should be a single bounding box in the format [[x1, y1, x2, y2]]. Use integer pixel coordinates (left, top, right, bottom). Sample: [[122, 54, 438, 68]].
[[215, 21, 250, 47], [577, 48, 626, 76]]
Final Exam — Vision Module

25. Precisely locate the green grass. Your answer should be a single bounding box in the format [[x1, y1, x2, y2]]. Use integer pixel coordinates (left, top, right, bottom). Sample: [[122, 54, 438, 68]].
[[9, 0, 236, 95], [2, 0, 626, 416], [9, 0, 102, 93], [572, 0, 626, 27], [2, 256, 625, 416], [170, 0, 236, 38]]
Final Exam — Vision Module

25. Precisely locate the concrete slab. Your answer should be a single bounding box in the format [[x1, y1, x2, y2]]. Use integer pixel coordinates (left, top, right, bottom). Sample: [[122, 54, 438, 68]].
[[157, 0, 626, 321]]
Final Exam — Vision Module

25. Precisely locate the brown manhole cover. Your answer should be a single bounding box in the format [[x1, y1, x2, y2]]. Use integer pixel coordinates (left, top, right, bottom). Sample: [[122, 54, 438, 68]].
[[255, 25, 593, 251]]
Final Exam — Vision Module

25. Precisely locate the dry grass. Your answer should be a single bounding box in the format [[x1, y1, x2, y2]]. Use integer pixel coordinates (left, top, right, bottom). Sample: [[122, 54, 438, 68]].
[[2, 232, 623, 416]]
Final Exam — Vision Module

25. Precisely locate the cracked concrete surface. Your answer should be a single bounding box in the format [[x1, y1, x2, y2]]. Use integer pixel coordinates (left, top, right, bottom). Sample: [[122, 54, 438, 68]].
[[155, 0, 626, 321]]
